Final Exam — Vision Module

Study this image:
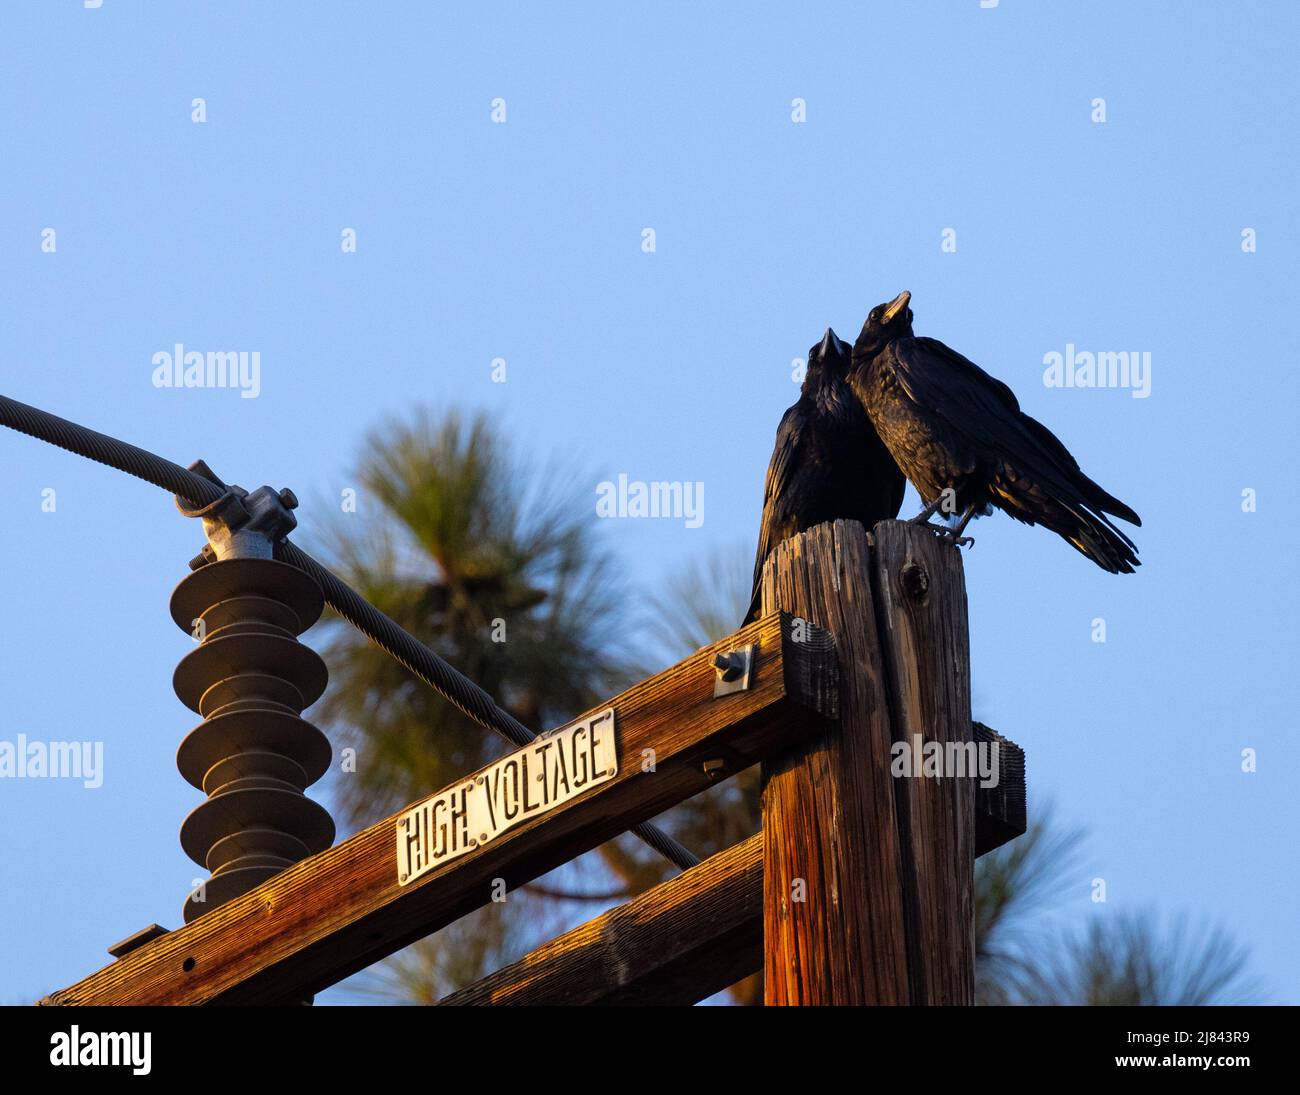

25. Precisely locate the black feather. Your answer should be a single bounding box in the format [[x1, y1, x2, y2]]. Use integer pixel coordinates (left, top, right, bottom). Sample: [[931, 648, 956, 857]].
[[746, 329, 904, 622]]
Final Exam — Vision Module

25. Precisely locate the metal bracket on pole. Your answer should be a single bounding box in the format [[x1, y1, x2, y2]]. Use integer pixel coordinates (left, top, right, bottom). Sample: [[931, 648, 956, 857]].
[[711, 645, 756, 697], [175, 459, 299, 568]]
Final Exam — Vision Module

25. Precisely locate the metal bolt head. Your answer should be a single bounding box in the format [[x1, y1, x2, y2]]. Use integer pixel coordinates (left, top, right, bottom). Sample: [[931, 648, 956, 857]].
[[712, 644, 755, 697], [713, 652, 742, 682], [278, 487, 299, 510]]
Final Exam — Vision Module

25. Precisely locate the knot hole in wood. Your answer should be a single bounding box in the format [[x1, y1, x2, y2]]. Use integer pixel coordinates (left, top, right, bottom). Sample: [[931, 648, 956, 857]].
[[899, 560, 929, 605]]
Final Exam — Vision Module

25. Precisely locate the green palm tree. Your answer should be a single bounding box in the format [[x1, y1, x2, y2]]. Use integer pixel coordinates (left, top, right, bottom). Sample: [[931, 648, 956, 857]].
[[975, 814, 1263, 1005], [974, 804, 1084, 1003]]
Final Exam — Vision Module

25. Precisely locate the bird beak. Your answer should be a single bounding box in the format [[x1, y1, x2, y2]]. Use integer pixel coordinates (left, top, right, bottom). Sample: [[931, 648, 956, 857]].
[[882, 290, 911, 323]]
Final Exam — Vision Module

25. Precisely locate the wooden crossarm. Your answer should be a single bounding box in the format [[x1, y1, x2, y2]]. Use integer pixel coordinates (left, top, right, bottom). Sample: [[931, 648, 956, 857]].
[[41, 611, 835, 1006], [441, 833, 765, 1006], [438, 727, 1024, 1007]]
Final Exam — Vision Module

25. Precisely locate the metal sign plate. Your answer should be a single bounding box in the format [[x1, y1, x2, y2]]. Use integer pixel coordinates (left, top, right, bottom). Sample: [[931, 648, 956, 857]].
[[396, 708, 618, 887]]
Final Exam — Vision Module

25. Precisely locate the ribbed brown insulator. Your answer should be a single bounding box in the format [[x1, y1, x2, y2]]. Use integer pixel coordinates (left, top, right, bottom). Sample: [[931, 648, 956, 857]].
[[169, 558, 334, 924]]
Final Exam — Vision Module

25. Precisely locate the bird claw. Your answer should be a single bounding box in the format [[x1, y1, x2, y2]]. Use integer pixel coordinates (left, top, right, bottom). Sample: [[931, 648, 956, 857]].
[[911, 522, 974, 549], [937, 528, 974, 548], [936, 531, 974, 549]]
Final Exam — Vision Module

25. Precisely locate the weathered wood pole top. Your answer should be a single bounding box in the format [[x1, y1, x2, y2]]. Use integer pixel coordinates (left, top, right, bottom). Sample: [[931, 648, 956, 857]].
[[761, 518, 982, 1005]]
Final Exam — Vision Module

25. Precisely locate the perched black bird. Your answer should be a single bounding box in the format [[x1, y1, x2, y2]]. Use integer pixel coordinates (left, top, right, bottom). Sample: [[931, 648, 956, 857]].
[[746, 328, 904, 621], [848, 291, 1141, 573]]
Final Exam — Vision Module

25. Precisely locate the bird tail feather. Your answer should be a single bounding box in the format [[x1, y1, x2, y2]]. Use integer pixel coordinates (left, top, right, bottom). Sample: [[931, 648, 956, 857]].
[[992, 476, 1140, 574], [1076, 472, 1142, 528]]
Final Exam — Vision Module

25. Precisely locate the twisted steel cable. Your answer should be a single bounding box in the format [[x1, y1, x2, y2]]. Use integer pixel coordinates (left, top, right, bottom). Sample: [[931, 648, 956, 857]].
[[0, 393, 699, 871]]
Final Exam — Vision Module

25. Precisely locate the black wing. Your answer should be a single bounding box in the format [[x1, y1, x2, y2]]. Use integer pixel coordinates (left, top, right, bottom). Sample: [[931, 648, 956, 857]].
[[746, 402, 806, 622], [885, 336, 1141, 572]]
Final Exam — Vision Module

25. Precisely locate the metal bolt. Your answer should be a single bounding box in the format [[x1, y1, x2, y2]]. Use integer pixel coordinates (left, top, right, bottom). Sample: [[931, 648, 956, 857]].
[[713, 652, 742, 682], [278, 487, 299, 510]]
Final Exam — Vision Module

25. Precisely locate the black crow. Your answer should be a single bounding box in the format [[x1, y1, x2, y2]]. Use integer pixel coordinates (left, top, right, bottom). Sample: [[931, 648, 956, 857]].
[[848, 290, 1141, 573], [745, 327, 905, 621]]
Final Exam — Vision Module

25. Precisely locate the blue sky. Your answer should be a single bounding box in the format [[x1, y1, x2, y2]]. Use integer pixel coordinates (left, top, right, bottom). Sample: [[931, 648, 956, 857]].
[[1, 2, 1297, 1004]]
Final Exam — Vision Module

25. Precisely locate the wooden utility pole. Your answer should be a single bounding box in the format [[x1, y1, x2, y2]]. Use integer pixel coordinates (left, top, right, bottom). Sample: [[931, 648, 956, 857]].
[[760, 519, 977, 1006], [872, 520, 975, 1005]]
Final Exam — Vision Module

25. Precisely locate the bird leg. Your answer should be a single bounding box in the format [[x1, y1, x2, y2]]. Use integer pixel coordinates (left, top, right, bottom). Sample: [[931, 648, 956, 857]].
[[907, 497, 978, 547], [947, 502, 978, 547], [906, 495, 960, 537], [906, 496, 946, 524]]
